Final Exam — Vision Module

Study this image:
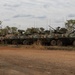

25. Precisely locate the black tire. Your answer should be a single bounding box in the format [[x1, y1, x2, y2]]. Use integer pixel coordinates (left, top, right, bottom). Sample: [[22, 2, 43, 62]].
[[57, 40, 63, 46], [12, 40, 17, 45], [4, 40, 7, 44], [23, 40, 28, 45], [73, 40, 75, 46], [50, 40, 56, 46]]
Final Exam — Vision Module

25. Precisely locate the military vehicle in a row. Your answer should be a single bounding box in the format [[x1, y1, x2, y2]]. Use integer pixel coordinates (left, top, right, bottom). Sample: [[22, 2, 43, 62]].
[[0, 27, 75, 46]]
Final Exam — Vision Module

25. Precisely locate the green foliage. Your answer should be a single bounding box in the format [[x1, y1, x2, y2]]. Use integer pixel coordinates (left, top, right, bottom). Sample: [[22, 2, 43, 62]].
[[65, 19, 75, 31], [0, 21, 2, 25], [0, 26, 18, 36], [11, 27, 17, 34], [1, 19, 75, 37], [25, 27, 42, 34]]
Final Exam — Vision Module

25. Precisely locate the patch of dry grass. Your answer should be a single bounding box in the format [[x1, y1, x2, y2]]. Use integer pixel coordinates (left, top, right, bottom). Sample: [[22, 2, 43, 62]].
[[0, 44, 75, 51]]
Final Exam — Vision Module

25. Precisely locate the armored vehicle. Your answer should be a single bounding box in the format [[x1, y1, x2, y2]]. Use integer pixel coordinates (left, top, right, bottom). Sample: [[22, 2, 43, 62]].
[[0, 27, 75, 46]]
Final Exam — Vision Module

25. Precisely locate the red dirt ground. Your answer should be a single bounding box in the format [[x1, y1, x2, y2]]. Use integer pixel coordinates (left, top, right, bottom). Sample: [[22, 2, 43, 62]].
[[0, 46, 75, 75]]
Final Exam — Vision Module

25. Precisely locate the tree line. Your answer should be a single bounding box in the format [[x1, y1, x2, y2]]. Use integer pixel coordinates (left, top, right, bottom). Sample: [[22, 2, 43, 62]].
[[0, 19, 75, 36]]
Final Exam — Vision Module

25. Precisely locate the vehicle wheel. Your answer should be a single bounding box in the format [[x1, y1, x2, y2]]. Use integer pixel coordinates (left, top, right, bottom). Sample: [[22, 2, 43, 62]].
[[57, 40, 63, 46], [50, 40, 56, 46], [12, 40, 17, 45], [73, 40, 75, 46], [23, 40, 28, 45]]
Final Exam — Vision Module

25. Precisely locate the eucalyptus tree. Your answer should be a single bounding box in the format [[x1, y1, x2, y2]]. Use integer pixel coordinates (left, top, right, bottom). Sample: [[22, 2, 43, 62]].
[[5, 26, 11, 33], [11, 27, 18, 34], [0, 21, 2, 25], [0, 21, 2, 36], [65, 19, 75, 32], [25, 27, 40, 34], [0, 21, 2, 30]]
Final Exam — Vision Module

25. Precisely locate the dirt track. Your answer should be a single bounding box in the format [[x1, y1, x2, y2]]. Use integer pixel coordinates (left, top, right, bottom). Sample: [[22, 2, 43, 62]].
[[0, 46, 75, 75]]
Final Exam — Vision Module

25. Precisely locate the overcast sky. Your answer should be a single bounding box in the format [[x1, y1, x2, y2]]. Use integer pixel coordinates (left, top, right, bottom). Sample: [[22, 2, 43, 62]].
[[0, 0, 75, 30]]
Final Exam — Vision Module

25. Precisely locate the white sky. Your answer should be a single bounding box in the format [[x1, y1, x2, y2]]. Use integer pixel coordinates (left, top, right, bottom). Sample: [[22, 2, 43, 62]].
[[0, 0, 75, 30]]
